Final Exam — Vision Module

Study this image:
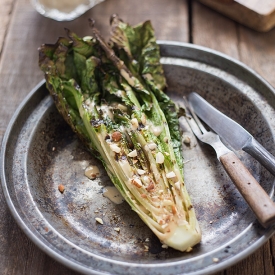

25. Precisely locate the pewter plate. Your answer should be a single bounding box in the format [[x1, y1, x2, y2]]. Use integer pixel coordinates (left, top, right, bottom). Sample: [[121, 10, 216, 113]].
[[2, 42, 275, 275]]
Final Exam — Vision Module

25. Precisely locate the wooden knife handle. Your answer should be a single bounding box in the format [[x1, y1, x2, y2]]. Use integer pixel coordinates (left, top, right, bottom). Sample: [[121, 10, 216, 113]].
[[220, 151, 275, 228]]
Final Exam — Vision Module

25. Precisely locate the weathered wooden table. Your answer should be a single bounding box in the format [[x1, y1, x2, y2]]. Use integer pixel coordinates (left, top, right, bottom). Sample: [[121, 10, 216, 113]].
[[1, 0, 275, 274]]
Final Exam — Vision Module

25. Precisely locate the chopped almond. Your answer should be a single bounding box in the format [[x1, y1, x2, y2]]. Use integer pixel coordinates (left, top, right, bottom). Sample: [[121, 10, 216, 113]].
[[146, 182, 155, 191], [128, 149, 137, 157], [95, 217, 103, 224], [132, 177, 142, 188], [156, 152, 164, 164], [58, 184, 65, 193], [110, 144, 121, 153], [112, 131, 122, 142]]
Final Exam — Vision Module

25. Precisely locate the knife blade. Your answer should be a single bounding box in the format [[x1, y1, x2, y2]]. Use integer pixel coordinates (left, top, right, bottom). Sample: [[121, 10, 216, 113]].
[[188, 92, 275, 176]]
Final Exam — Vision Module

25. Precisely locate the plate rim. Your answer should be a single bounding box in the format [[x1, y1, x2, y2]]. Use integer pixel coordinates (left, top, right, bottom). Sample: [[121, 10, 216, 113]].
[[1, 41, 275, 275]]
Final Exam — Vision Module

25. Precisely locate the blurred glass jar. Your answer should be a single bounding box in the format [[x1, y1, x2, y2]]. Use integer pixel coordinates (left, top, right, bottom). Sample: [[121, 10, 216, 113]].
[[31, 0, 104, 21]]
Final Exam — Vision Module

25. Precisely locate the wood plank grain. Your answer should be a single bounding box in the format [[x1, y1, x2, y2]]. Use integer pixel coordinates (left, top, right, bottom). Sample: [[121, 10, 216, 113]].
[[237, 26, 275, 88], [192, 0, 239, 58], [0, 0, 188, 274], [226, 241, 274, 275], [91, 0, 189, 41], [192, 1, 275, 274], [0, 0, 15, 59]]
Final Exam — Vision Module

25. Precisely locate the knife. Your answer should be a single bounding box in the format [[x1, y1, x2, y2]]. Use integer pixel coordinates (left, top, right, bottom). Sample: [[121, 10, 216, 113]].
[[188, 92, 275, 176], [184, 98, 275, 228]]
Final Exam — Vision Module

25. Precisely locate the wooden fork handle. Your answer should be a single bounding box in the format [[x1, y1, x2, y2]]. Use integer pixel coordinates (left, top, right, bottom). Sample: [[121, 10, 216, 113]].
[[220, 151, 275, 228]]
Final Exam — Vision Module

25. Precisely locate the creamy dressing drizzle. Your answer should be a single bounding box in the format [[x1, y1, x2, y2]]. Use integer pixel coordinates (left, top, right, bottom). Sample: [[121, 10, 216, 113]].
[[103, 186, 124, 204], [99, 104, 114, 120], [39, 0, 89, 12], [84, 165, 100, 179]]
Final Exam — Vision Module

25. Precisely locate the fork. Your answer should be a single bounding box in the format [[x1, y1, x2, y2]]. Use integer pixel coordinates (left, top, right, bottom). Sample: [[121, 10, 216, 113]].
[[183, 98, 275, 228]]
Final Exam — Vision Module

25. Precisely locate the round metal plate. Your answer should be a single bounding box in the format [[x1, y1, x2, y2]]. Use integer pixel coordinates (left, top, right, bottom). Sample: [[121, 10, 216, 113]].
[[2, 42, 275, 275]]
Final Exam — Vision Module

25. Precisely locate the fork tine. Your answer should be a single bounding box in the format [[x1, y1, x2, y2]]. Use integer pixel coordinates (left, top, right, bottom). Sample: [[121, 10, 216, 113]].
[[182, 97, 203, 137], [183, 96, 208, 134], [185, 114, 202, 137]]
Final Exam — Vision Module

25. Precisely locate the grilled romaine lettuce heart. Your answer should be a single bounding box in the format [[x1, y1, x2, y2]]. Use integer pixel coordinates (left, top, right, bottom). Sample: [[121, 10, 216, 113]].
[[38, 16, 201, 252]]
